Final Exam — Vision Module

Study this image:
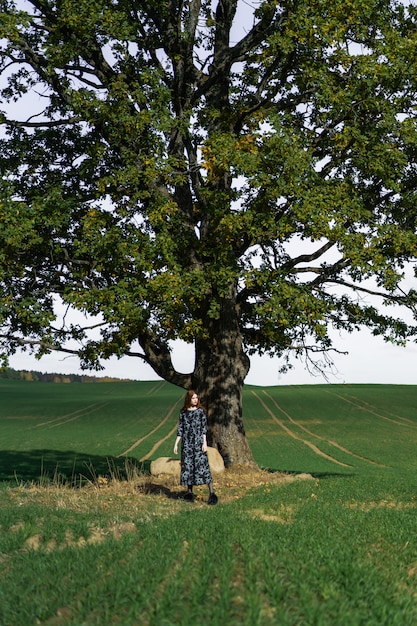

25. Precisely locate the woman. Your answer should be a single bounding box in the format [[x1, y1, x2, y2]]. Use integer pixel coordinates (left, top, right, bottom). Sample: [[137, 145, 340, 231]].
[[174, 390, 218, 505]]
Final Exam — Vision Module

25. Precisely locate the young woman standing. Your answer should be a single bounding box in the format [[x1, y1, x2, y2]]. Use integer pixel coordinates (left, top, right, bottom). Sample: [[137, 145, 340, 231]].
[[174, 390, 218, 505]]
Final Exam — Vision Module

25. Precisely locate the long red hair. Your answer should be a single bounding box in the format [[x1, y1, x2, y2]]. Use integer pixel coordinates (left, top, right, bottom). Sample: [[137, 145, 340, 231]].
[[182, 389, 204, 410]]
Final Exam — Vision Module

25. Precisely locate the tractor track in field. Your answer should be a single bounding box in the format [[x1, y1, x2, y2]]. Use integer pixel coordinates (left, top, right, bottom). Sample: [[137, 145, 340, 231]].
[[254, 391, 386, 467], [253, 392, 351, 468], [29, 403, 109, 429], [145, 381, 167, 395], [117, 398, 181, 459], [138, 425, 178, 462], [323, 390, 417, 428]]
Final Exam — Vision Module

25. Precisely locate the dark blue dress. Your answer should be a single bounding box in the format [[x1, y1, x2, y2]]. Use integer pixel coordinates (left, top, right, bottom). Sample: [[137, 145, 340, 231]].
[[177, 408, 212, 486]]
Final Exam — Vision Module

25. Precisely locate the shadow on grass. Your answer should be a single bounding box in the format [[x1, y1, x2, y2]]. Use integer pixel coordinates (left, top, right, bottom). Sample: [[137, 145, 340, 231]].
[[140, 482, 187, 501], [0, 449, 150, 485]]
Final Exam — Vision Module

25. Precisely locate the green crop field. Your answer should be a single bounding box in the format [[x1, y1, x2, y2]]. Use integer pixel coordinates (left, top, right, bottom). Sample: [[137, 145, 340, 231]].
[[244, 384, 417, 474], [0, 379, 181, 482], [1, 379, 417, 625]]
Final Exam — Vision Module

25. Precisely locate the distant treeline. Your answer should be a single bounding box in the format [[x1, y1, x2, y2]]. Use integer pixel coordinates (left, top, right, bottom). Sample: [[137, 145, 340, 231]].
[[0, 368, 132, 383]]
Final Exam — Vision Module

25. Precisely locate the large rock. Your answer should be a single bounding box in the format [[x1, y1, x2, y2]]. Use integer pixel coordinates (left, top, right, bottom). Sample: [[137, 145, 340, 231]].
[[207, 447, 225, 473], [150, 447, 225, 476], [150, 457, 180, 477]]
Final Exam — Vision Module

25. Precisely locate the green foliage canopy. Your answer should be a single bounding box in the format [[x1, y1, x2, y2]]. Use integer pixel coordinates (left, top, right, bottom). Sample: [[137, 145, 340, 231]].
[[1, 0, 417, 461]]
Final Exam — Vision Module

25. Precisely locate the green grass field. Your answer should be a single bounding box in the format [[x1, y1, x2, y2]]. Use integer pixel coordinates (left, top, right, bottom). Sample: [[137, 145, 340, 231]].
[[1, 379, 417, 625]]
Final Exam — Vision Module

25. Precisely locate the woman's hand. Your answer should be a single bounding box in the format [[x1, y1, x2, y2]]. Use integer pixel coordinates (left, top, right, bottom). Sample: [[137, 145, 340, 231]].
[[202, 442, 208, 453]]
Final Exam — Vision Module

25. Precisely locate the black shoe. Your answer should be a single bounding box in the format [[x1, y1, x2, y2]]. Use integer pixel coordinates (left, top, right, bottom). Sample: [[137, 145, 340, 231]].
[[184, 492, 195, 502], [208, 493, 218, 505]]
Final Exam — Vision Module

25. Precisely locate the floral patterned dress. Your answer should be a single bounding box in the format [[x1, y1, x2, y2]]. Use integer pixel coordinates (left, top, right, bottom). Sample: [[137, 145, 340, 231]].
[[177, 407, 212, 486]]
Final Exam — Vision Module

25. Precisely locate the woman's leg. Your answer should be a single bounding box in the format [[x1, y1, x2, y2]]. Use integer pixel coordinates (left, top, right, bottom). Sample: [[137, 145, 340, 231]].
[[184, 485, 195, 501], [207, 483, 218, 505]]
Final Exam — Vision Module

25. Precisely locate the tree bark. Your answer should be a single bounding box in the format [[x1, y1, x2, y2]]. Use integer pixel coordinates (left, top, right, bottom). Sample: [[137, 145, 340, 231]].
[[191, 298, 256, 467]]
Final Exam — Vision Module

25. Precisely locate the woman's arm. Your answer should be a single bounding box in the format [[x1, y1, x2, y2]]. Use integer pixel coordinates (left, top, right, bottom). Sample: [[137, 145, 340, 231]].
[[174, 435, 181, 455], [174, 411, 183, 454]]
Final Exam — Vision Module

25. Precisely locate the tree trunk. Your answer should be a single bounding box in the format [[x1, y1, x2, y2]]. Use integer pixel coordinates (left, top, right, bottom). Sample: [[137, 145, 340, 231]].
[[140, 297, 256, 468], [192, 299, 256, 467]]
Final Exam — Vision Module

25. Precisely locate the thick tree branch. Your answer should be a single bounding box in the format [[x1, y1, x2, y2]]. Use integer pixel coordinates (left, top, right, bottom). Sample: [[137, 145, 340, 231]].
[[0, 335, 82, 357], [320, 279, 417, 309], [3, 116, 82, 128], [282, 241, 336, 270], [137, 331, 192, 388]]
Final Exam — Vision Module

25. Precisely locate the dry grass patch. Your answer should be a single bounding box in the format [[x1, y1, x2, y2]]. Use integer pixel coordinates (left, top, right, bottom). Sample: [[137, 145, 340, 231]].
[[6, 466, 313, 518], [346, 498, 417, 512], [247, 504, 297, 524], [6, 475, 184, 521], [21, 522, 138, 552], [143, 466, 314, 504]]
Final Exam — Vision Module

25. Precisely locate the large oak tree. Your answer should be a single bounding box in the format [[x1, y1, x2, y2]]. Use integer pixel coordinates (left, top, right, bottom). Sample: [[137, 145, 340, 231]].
[[1, 0, 417, 465]]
